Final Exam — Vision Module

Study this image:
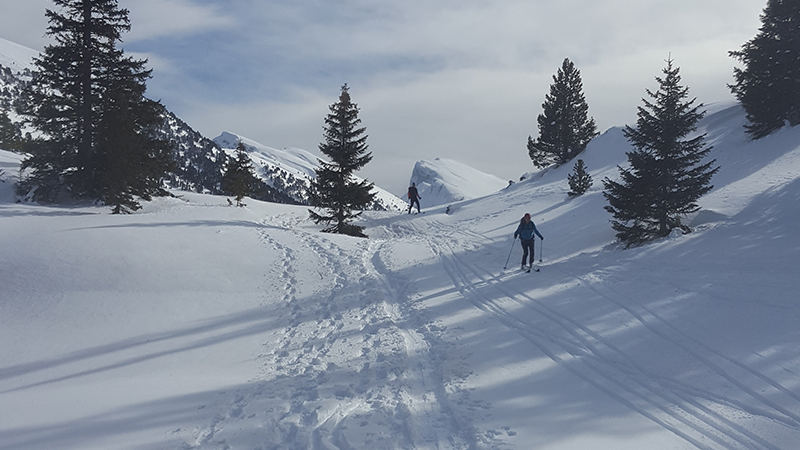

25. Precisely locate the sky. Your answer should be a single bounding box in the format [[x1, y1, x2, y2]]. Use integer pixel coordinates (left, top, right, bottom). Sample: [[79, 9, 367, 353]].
[[0, 0, 766, 196]]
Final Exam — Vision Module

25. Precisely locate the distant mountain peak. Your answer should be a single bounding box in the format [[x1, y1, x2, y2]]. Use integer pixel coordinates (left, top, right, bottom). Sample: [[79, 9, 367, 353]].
[[409, 158, 508, 207], [214, 131, 407, 211]]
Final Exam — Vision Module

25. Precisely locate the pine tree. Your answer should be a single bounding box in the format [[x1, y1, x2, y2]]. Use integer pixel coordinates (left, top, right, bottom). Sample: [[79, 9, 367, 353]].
[[308, 84, 375, 238], [221, 142, 257, 207], [567, 159, 592, 197], [0, 109, 20, 151], [95, 88, 172, 213], [729, 0, 800, 139], [603, 58, 719, 248], [16, 0, 173, 208], [528, 58, 598, 168]]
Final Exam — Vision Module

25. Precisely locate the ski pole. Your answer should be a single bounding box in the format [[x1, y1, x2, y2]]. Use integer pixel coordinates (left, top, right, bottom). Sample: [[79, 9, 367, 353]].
[[503, 237, 517, 269], [538, 238, 543, 263]]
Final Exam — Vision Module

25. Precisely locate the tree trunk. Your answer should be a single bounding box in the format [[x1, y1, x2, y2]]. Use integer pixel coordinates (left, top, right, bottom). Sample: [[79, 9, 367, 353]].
[[81, 0, 94, 194]]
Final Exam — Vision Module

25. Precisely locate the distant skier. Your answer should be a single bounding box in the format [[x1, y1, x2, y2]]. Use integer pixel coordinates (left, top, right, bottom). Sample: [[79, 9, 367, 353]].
[[407, 182, 422, 214], [513, 213, 544, 269]]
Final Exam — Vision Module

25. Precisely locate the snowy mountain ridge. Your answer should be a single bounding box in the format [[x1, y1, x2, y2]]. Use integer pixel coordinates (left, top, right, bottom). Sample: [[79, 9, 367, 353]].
[[409, 158, 510, 208], [213, 131, 318, 180], [213, 131, 408, 211], [0, 37, 37, 74]]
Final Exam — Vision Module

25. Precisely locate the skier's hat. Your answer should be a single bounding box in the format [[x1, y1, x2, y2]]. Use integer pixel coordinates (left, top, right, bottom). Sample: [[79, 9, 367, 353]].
[[524, 213, 531, 219]]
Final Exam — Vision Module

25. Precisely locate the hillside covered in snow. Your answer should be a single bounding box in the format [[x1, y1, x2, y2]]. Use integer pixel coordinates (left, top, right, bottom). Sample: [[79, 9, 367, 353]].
[[408, 158, 510, 208], [0, 37, 36, 75], [213, 132, 408, 212], [2, 104, 800, 450]]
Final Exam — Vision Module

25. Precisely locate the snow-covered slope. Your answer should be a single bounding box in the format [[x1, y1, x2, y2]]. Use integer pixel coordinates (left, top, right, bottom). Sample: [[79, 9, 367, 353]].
[[0, 37, 37, 73], [2, 107, 800, 450], [409, 157, 509, 208], [214, 131, 408, 211], [0, 38, 37, 127]]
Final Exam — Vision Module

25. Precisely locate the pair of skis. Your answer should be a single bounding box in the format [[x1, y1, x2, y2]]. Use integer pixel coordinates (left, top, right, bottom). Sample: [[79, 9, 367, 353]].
[[503, 236, 543, 272]]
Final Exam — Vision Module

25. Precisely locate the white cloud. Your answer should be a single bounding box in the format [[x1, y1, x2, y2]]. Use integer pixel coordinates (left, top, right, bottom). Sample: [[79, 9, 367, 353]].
[[124, 0, 235, 41]]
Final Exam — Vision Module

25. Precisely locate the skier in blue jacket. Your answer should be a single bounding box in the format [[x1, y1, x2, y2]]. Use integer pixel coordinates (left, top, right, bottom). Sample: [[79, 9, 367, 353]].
[[514, 213, 544, 269]]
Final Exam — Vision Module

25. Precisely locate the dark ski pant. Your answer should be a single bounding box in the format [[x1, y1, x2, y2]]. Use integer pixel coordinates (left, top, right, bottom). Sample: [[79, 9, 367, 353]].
[[520, 239, 535, 266], [408, 198, 420, 213]]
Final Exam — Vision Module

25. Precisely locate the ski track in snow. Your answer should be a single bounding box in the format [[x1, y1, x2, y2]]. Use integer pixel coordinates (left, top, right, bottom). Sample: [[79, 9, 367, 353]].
[[572, 269, 800, 427], [173, 208, 800, 450], [413, 217, 800, 450], [179, 214, 489, 449]]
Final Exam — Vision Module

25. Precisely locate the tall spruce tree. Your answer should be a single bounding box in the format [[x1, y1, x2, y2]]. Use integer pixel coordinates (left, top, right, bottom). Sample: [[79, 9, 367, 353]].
[[308, 84, 375, 238], [221, 142, 258, 207], [729, 0, 800, 139], [528, 58, 598, 168], [17, 0, 172, 210], [603, 59, 718, 248]]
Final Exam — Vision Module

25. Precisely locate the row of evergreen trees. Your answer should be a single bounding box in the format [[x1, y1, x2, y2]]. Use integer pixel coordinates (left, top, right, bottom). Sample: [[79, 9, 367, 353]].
[[529, 0, 798, 247], [8, 0, 797, 244], [5, 0, 375, 232]]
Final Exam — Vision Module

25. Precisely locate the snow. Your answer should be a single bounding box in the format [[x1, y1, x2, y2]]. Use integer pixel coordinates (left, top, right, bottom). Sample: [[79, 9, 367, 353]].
[[2, 105, 800, 450], [0, 37, 38, 73], [409, 158, 510, 208]]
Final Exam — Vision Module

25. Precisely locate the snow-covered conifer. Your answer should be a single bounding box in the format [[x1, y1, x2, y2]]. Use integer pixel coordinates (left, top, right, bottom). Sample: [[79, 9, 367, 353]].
[[730, 0, 800, 139], [603, 58, 718, 247], [17, 0, 172, 210], [308, 84, 375, 237], [528, 58, 598, 168]]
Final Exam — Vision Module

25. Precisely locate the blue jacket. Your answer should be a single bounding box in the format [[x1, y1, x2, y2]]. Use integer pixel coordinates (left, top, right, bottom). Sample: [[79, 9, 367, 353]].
[[514, 220, 543, 241]]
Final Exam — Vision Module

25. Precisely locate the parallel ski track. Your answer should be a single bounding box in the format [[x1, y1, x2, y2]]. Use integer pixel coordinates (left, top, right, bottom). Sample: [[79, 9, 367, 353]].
[[564, 267, 800, 429], [417, 218, 791, 450]]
